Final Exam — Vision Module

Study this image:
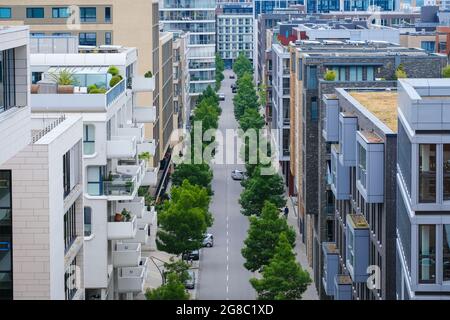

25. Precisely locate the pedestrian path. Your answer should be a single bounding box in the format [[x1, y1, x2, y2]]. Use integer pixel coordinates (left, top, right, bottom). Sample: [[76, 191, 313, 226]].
[[285, 197, 319, 300]]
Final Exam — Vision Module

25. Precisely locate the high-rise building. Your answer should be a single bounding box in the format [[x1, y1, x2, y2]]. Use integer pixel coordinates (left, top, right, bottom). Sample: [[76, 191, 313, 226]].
[[216, 3, 254, 69], [159, 0, 216, 100], [396, 78, 450, 300]]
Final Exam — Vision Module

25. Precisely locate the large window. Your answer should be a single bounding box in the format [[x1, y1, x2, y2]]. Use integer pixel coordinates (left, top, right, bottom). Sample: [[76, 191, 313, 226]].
[[84, 207, 92, 237], [64, 257, 78, 300], [26, 7, 44, 18], [63, 150, 71, 198], [87, 166, 103, 196], [52, 7, 69, 18], [358, 142, 367, 188], [83, 125, 95, 156], [0, 48, 16, 113], [105, 7, 111, 23], [64, 203, 77, 253], [418, 225, 436, 283], [80, 7, 96, 23], [444, 224, 450, 282], [0, 171, 12, 300], [444, 145, 450, 201], [79, 33, 97, 46], [306, 66, 317, 89], [419, 144, 436, 203], [0, 8, 11, 19], [105, 32, 112, 45]]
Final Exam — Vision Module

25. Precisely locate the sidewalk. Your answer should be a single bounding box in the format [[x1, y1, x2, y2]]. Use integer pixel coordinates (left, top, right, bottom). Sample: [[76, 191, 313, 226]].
[[285, 197, 319, 300]]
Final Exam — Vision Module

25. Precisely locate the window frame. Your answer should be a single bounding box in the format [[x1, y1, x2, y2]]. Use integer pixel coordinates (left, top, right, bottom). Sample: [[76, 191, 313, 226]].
[[0, 7, 12, 19], [52, 7, 70, 19], [80, 7, 97, 23], [26, 7, 44, 19]]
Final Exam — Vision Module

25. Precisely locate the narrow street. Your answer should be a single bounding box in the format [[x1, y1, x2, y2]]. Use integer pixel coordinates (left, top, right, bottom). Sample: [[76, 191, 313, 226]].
[[197, 69, 255, 300]]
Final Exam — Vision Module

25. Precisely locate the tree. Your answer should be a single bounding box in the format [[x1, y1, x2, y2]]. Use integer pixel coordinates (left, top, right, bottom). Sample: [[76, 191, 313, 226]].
[[197, 85, 219, 106], [239, 108, 265, 132], [163, 258, 190, 283], [233, 52, 253, 78], [157, 180, 212, 255], [324, 69, 336, 81], [442, 65, 450, 78], [192, 100, 219, 133], [215, 53, 225, 91], [250, 233, 311, 300], [242, 202, 296, 272], [394, 63, 407, 79], [172, 163, 213, 195], [239, 167, 286, 216], [233, 73, 259, 120], [258, 84, 267, 107], [146, 272, 189, 300]]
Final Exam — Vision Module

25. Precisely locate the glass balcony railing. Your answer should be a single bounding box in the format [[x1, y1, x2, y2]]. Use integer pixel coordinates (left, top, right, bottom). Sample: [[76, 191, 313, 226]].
[[83, 141, 95, 155], [106, 79, 126, 106], [103, 174, 137, 197]]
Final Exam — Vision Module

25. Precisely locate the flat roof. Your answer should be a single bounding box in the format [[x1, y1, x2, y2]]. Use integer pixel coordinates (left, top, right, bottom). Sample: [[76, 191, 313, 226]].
[[349, 91, 398, 132]]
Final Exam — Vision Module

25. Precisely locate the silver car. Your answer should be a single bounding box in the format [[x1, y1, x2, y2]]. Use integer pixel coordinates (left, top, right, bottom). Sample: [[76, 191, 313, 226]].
[[231, 169, 244, 180], [185, 270, 196, 289], [203, 233, 214, 247]]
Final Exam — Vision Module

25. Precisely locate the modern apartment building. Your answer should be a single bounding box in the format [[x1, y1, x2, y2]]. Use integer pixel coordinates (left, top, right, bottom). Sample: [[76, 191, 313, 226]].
[[289, 39, 447, 298], [396, 78, 450, 300], [0, 26, 85, 300], [216, 3, 253, 69], [322, 88, 398, 300], [29, 38, 158, 300], [172, 32, 190, 131], [159, 0, 216, 99]]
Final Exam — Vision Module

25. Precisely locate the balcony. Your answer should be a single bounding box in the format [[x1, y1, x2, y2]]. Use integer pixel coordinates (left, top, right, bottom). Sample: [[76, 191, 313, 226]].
[[137, 140, 156, 157], [106, 136, 137, 159], [107, 214, 138, 240], [117, 197, 146, 219], [331, 144, 350, 200], [137, 206, 156, 226], [132, 76, 155, 92], [118, 123, 144, 144], [136, 223, 149, 245], [346, 214, 370, 283], [334, 275, 352, 300], [322, 242, 340, 297], [112, 243, 142, 267], [133, 106, 156, 123], [117, 257, 148, 293], [339, 113, 358, 167], [104, 161, 146, 200], [322, 95, 339, 142], [356, 132, 384, 203], [142, 167, 159, 187], [31, 79, 126, 112]]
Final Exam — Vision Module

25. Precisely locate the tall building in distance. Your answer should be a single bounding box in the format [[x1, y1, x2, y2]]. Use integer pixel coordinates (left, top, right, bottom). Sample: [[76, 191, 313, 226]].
[[159, 0, 217, 100], [216, 3, 254, 69], [253, 0, 301, 17]]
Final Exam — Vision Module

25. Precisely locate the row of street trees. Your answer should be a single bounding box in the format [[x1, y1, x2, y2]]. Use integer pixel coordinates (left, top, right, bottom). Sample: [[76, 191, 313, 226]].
[[232, 52, 311, 299], [150, 84, 223, 300]]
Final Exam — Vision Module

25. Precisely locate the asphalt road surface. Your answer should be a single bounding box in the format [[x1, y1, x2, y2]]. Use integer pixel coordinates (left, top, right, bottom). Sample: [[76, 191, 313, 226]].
[[197, 69, 255, 300]]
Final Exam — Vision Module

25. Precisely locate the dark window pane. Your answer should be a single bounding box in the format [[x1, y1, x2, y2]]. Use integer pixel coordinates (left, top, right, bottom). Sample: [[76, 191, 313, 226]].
[[0, 8, 12, 19], [419, 144, 436, 203], [419, 225, 436, 283], [26, 8, 44, 18]]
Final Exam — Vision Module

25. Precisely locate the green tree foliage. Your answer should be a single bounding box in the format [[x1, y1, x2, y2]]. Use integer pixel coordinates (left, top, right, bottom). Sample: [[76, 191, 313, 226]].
[[394, 63, 407, 79], [242, 202, 296, 272], [163, 258, 190, 283], [239, 167, 285, 216], [157, 180, 212, 255], [324, 69, 336, 81], [233, 73, 259, 120], [233, 52, 253, 78], [145, 273, 189, 300], [197, 85, 219, 107], [192, 100, 219, 134], [239, 108, 265, 132], [250, 233, 311, 300], [258, 84, 267, 107], [171, 163, 213, 195], [215, 53, 225, 91], [442, 65, 450, 78]]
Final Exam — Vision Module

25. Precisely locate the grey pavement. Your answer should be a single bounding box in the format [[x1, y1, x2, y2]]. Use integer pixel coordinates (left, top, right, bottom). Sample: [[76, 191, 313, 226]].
[[197, 69, 255, 300]]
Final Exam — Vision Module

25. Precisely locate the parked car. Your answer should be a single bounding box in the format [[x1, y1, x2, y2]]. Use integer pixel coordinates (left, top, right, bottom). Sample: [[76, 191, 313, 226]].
[[232, 87, 237, 93], [229, 74, 235, 79], [231, 169, 244, 180], [203, 233, 214, 247], [219, 93, 225, 101], [182, 250, 200, 261], [185, 270, 196, 289]]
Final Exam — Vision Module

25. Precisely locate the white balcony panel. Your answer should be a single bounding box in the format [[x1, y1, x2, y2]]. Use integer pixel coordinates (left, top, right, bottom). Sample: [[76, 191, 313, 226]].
[[137, 140, 156, 157], [339, 113, 358, 167], [128, 223, 149, 245], [117, 197, 145, 218], [112, 243, 141, 267], [106, 136, 137, 159], [141, 167, 159, 187], [133, 106, 156, 123], [322, 96, 339, 142], [137, 206, 156, 225], [118, 123, 144, 144], [107, 215, 138, 240], [133, 76, 155, 92], [117, 257, 148, 293]]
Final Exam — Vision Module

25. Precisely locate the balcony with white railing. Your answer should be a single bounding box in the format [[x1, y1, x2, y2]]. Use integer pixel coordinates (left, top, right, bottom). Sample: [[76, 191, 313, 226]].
[[133, 106, 156, 123], [137, 139, 156, 157], [132, 76, 155, 92], [106, 135, 137, 159], [117, 257, 148, 293], [135, 223, 149, 245], [31, 78, 126, 112], [137, 206, 156, 226], [118, 123, 144, 144], [107, 214, 138, 240], [104, 161, 146, 200], [141, 167, 159, 187], [112, 243, 142, 267], [117, 197, 146, 219]]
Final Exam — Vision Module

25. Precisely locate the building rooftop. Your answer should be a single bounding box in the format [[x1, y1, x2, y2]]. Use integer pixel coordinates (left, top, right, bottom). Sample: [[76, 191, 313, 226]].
[[349, 91, 398, 132]]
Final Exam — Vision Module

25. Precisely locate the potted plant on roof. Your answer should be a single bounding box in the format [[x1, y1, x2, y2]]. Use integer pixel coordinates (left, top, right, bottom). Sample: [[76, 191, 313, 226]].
[[48, 69, 77, 94]]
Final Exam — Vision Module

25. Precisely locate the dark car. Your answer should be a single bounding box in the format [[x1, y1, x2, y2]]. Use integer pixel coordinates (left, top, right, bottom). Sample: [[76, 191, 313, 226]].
[[182, 250, 200, 261], [229, 74, 235, 79], [185, 270, 196, 289], [232, 87, 237, 93]]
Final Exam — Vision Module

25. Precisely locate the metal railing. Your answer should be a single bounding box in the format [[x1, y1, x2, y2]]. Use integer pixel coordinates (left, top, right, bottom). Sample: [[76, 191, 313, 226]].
[[32, 115, 66, 143], [106, 79, 126, 107]]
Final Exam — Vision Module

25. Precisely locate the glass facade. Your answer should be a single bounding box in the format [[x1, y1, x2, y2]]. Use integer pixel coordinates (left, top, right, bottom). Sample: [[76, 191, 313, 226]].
[[0, 171, 12, 300], [418, 225, 436, 284], [418, 144, 436, 203], [0, 49, 16, 114]]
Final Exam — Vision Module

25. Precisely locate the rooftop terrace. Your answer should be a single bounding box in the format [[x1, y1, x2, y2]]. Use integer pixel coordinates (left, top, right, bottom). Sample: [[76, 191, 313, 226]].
[[349, 91, 398, 132]]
